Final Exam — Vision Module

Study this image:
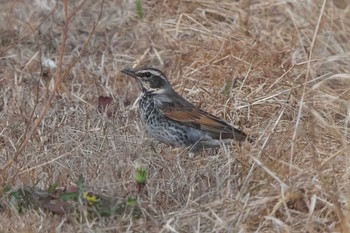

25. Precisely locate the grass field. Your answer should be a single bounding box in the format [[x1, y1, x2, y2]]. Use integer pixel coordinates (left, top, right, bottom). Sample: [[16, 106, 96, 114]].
[[1, 0, 350, 232]]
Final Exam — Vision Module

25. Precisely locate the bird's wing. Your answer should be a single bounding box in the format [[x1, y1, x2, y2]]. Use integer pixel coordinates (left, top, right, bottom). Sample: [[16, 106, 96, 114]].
[[154, 92, 249, 141], [161, 107, 247, 140]]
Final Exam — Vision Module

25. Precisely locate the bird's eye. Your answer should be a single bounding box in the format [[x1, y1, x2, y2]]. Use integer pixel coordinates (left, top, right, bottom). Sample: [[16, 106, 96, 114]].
[[144, 72, 152, 77]]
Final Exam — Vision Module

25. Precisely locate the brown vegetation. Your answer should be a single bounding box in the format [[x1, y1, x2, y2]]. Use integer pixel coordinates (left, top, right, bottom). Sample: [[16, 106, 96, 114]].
[[0, 0, 349, 232]]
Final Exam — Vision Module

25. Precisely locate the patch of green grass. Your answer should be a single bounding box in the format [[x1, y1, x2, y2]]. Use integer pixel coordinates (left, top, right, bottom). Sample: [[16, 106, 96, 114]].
[[0, 177, 141, 220]]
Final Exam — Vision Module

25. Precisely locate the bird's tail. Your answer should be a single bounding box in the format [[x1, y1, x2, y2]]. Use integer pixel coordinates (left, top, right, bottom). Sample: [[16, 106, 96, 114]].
[[233, 128, 254, 143]]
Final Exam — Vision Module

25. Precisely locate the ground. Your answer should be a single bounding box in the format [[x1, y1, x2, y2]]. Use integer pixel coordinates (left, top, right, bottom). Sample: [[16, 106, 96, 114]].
[[0, 0, 350, 232]]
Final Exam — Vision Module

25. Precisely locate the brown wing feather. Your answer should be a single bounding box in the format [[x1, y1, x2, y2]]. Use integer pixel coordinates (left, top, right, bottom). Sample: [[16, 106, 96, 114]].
[[162, 107, 239, 139], [154, 92, 250, 141]]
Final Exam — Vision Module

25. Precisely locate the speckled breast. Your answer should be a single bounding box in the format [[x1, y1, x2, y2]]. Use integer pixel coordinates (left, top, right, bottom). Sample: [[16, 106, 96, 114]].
[[138, 93, 193, 147]]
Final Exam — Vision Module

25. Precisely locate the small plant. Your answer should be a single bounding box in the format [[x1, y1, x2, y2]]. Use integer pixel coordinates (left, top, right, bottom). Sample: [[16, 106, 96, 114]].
[[136, 0, 143, 19], [83, 192, 100, 206], [135, 165, 148, 192], [220, 78, 233, 97], [0, 178, 141, 220], [2, 185, 35, 213]]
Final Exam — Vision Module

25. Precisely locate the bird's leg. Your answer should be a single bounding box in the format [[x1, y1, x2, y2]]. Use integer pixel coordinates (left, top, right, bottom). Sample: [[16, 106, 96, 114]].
[[187, 139, 205, 158]]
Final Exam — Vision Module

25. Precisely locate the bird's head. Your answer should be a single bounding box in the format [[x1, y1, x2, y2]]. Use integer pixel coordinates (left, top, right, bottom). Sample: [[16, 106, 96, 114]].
[[121, 68, 172, 94]]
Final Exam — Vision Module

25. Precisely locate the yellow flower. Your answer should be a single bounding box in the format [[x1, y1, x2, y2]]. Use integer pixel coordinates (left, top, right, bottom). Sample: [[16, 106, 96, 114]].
[[83, 192, 100, 205]]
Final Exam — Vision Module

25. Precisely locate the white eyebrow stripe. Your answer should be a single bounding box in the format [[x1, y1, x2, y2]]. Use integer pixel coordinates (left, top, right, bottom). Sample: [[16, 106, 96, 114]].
[[149, 70, 161, 76], [137, 69, 161, 76]]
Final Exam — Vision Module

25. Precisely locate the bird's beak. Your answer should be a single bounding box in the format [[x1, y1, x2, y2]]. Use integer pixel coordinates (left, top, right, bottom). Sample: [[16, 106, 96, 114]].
[[121, 68, 137, 78]]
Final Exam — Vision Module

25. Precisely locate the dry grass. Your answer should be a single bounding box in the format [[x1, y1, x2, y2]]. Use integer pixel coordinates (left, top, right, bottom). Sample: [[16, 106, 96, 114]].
[[1, 0, 350, 232]]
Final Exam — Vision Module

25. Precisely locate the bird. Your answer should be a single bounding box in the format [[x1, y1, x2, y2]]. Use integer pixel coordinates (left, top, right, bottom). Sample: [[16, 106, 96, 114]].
[[121, 67, 252, 155]]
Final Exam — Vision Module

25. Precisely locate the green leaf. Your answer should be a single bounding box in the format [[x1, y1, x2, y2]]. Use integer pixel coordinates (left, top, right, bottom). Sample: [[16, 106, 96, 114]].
[[221, 78, 232, 97], [136, 0, 143, 19], [135, 167, 147, 184], [48, 182, 58, 194], [127, 197, 137, 206], [60, 192, 79, 201]]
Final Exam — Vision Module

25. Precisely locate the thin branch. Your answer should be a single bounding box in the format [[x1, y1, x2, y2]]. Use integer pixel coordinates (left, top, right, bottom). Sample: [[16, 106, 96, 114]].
[[1, 0, 104, 184]]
